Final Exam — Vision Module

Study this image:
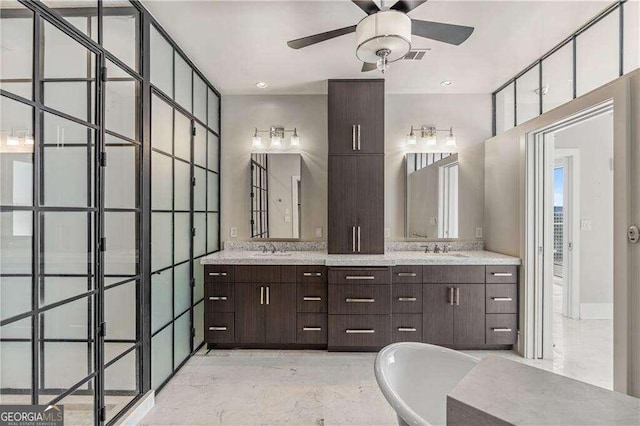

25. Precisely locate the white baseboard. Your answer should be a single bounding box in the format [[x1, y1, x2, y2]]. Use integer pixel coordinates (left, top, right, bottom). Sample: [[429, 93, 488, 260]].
[[580, 303, 613, 319], [114, 390, 154, 426]]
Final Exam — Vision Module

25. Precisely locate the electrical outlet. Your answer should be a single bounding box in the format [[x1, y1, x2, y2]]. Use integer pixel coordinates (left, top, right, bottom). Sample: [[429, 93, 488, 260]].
[[315, 227, 323, 238], [384, 228, 391, 238], [230, 227, 238, 238], [476, 227, 483, 238]]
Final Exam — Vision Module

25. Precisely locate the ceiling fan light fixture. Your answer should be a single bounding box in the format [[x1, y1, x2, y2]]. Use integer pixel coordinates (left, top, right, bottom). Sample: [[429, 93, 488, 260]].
[[356, 11, 411, 65]]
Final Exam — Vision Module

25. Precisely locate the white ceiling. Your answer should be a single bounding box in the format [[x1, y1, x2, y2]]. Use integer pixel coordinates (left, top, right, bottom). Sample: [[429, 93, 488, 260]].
[[141, 0, 615, 95]]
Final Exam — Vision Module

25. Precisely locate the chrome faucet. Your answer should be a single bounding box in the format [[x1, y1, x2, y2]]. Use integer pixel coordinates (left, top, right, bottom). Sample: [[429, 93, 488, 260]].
[[266, 242, 277, 254], [442, 244, 450, 254], [433, 244, 441, 254], [420, 245, 431, 253], [258, 245, 268, 253]]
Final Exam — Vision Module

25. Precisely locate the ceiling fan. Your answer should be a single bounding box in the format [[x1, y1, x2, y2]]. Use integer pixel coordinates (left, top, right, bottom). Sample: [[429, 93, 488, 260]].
[[287, 0, 474, 73]]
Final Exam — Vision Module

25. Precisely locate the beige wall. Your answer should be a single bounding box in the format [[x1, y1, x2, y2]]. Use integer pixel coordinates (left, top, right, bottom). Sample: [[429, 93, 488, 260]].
[[221, 93, 491, 242], [484, 69, 640, 396]]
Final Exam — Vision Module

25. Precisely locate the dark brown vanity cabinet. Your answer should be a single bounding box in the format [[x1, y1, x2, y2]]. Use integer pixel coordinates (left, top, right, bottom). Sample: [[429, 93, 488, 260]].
[[328, 79, 385, 255], [328, 79, 384, 155]]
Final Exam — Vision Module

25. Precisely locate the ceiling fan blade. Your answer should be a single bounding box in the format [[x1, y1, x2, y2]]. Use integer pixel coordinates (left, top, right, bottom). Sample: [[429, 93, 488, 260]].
[[352, 0, 380, 15], [411, 19, 474, 45], [287, 25, 357, 49], [391, 1, 428, 13], [361, 62, 377, 72]]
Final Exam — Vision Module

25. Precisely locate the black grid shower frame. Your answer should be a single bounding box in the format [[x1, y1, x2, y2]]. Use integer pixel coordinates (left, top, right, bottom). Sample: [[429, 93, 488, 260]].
[[0, 1, 145, 425], [491, 0, 627, 136], [250, 154, 269, 238]]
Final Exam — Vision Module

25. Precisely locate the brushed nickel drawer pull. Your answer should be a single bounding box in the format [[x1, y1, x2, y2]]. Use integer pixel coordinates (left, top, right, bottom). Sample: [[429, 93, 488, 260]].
[[209, 326, 227, 331], [492, 272, 513, 277], [345, 298, 374, 303], [397, 273, 417, 277], [346, 329, 374, 334], [209, 296, 228, 301], [352, 125, 356, 151], [398, 297, 417, 302], [491, 297, 513, 301], [357, 124, 361, 150], [303, 296, 322, 301], [303, 327, 322, 331], [345, 276, 375, 280], [303, 272, 322, 277], [209, 272, 228, 276], [448, 287, 454, 306], [492, 327, 513, 332], [398, 327, 417, 332]]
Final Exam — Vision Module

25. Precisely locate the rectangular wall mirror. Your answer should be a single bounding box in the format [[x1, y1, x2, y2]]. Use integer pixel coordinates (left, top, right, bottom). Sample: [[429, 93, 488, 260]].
[[250, 153, 301, 239], [406, 152, 459, 239]]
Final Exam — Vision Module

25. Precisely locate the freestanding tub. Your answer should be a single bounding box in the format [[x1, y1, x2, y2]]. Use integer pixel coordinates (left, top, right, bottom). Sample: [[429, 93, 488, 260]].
[[374, 342, 479, 426]]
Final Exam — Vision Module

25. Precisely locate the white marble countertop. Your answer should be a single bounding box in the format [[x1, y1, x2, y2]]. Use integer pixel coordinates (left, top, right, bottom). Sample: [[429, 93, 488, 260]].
[[447, 356, 640, 425], [199, 250, 521, 266]]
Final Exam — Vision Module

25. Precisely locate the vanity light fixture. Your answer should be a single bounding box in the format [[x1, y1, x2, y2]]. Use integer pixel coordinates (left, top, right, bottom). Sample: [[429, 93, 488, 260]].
[[256, 82, 268, 89], [440, 80, 453, 87], [251, 126, 301, 150], [406, 125, 457, 148], [24, 133, 34, 146], [5, 129, 19, 146]]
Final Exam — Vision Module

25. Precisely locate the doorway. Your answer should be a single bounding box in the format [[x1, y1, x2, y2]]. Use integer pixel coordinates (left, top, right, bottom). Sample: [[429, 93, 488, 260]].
[[527, 103, 614, 390]]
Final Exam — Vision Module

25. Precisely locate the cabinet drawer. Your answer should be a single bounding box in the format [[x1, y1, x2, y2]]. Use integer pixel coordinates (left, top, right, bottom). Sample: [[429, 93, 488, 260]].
[[486, 266, 518, 283], [391, 266, 423, 284], [328, 268, 391, 285], [392, 284, 423, 313], [423, 266, 485, 284], [328, 315, 391, 347], [204, 265, 234, 283], [235, 265, 296, 283], [205, 313, 235, 343], [205, 283, 234, 313], [486, 314, 517, 345], [296, 266, 326, 283], [392, 314, 423, 342], [296, 313, 328, 344], [297, 283, 327, 313], [329, 285, 391, 315], [486, 284, 517, 314]]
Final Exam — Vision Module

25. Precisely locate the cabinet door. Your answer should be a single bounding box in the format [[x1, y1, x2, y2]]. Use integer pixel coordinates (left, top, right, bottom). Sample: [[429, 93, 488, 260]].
[[328, 80, 384, 154], [235, 283, 265, 343], [328, 156, 357, 254], [423, 284, 454, 345], [453, 284, 486, 345], [356, 156, 384, 254], [264, 283, 297, 344]]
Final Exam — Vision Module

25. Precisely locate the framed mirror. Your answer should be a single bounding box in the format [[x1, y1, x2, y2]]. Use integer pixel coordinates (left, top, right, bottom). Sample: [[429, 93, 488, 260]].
[[405, 152, 459, 239], [250, 153, 301, 239]]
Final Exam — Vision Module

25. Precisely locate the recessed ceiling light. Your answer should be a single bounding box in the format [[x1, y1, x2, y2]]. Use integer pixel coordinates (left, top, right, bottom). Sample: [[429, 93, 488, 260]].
[[440, 80, 453, 87], [256, 82, 268, 89]]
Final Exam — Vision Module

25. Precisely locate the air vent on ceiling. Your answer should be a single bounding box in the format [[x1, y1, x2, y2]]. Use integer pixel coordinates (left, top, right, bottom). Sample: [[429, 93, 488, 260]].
[[403, 48, 431, 60]]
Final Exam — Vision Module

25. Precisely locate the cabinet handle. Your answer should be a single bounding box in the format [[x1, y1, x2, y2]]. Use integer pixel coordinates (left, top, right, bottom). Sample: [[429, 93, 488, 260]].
[[345, 276, 375, 280], [352, 125, 356, 151], [352, 226, 356, 252], [491, 297, 513, 301], [492, 272, 513, 277], [209, 326, 227, 331], [455, 287, 460, 306], [209, 272, 227, 276], [491, 327, 513, 332], [346, 329, 374, 334], [303, 272, 322, 277], [448, 287, 454, 305], [209, 296, 228, 301], [357, 124, 361, 150], [397, 272, 417, 277], [357, 226, 361, 252], [398, 327, 417, 332], [397, 297, 417, 302], [303, 296, 322, 301], [303, 327, 322, 331], [260, 286, 264, 305], [345, 298, 374, 303], [266, 286, 270, 305]]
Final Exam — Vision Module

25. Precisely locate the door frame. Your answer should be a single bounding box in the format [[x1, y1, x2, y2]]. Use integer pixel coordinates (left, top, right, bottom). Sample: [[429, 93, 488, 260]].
[[553, 149, 581, 320]]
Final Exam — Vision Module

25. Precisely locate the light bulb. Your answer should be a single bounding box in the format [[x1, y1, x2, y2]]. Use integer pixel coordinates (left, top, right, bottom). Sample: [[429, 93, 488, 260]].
[[445, 128, 457, 147], [252, 128, 262, 148], [425, 134, 437, 146], [24, 134, 34, 145], [406, 126, 417, 146], [271, 135, 282, 149], [290, 128, 300, 148], [6, 134, 19, 146]]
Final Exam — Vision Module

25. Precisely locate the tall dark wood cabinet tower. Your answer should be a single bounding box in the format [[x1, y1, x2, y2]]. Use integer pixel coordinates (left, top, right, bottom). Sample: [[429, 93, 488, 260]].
[[328, 79, 385, 254]]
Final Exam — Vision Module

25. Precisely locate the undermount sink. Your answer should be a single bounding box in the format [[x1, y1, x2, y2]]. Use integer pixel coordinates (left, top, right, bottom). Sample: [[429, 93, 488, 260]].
[[425, 252, 468, 258], [251, 252, 293, 257]]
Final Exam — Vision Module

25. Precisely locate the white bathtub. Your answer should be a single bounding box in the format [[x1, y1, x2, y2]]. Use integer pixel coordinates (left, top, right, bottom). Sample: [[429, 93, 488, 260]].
[[374, 342, 479, 426]]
